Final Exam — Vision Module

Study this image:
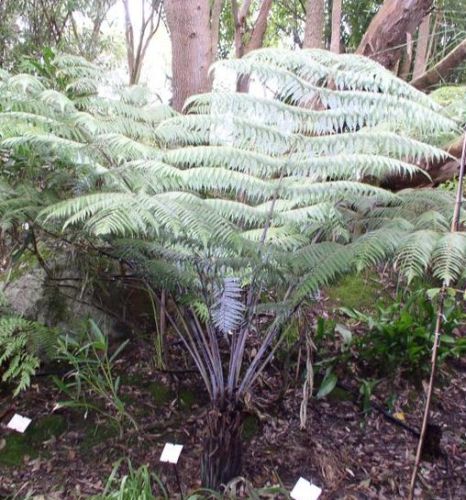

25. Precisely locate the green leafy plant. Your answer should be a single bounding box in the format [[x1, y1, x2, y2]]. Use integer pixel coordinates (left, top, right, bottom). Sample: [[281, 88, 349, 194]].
[[92, 460, 167, 500], [0, 292, 57, 395], [340, 290, 466, 376], [0, 316, 56, 395], [312, 289, 465, 403], [54, 320, 136, 435]]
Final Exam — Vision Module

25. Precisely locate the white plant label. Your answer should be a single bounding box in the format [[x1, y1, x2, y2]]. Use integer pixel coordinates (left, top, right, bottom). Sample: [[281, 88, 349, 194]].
[[7, 414, 32, 433], [160, 443, 183, 464], [290, 477, 322, 500]]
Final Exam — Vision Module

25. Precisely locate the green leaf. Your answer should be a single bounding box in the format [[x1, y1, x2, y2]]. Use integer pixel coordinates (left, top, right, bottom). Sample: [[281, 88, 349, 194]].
[[317, 370, 338, 399], [335, 323, 353, 346]]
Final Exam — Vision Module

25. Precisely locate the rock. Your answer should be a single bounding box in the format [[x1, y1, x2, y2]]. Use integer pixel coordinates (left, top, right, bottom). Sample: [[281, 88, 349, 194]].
[[3, 264, 124, 340]]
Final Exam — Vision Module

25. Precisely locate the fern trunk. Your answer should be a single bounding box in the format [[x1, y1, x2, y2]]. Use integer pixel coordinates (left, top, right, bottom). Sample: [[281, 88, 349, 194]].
[[200, 400, 243, 490]]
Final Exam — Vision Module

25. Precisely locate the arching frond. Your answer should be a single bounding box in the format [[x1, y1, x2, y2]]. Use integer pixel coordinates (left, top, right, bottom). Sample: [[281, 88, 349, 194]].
[[432, 232, 466, 285], [1, 48, 463, 301], [395, 231, 440, 283]]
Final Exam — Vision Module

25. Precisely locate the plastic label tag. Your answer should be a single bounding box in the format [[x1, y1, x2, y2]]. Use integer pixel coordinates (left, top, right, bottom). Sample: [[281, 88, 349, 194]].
[[160, 443, 183, 464], [7, 414, 32, 433], [290, 477, 322, 500]]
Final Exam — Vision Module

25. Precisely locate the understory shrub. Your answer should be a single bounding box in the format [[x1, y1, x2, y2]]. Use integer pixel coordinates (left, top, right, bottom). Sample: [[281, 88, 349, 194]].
[[341, 289, 466, 376]]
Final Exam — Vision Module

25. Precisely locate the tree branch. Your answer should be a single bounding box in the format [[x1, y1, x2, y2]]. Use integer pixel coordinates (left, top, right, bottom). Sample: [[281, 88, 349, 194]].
[[356, 0, 433, 71], [210, 0, 224, 61], [411, 37, 466, 91], [244, 0, 273, 53]]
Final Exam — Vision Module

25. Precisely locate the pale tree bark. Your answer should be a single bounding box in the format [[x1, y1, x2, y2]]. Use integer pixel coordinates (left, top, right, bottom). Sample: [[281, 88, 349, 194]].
[[425, 11, 439, 68], [165, 0, 214, 111], [356, 0, 433, 71], [330, 0, 343, 53], [70, 0, 115, 60], [210, 0, 224, 61], [303, 0, 325, 49], [412, 13, 431, 79], [231, 0, 273, 57], [122, 0, 163, 85], [399, 32, 414, 79], [231, 0, 273, 91], [411, 37, 466, 91]]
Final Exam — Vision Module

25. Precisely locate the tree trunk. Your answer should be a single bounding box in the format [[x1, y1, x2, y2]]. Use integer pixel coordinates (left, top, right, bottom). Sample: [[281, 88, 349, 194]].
[[303, 0, 325, 49], [123, 0, 162, 86], [200, 400, 243, 489], [165, 0, 213, 112], [210, 0, 224, 61], [231, 0, 273, 92], [411, 38, 466, 91], [356, 0, 433, 71], [245, 0, 273, 54], [399, 32, 414, 79], [330, 0, 343, 53], [412, 14, 431, 80]]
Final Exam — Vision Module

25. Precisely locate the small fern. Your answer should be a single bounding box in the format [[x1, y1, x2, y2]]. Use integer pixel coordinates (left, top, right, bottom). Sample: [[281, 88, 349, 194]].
[[0, 316, 56, 395]]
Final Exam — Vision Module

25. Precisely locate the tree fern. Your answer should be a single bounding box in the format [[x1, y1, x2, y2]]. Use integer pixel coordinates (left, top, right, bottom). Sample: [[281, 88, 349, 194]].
[[1, 49, 465, 408], [3, 49, 466, 489]]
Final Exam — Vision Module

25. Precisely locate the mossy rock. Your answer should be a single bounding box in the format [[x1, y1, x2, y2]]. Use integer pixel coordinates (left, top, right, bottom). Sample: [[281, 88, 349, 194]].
[[148, 382, 173, 406], [242, 415, 260, 440], [326, 273, 389, 312]]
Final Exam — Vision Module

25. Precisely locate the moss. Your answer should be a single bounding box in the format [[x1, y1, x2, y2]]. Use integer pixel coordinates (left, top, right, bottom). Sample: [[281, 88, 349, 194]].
[[28, 415, 67, 444], [178, 388, 196, 409], [0, 415, 66, 467], [0, 252, 38, 284], [325, 272, 389, 312], [80, 424, 119, 452], [120, 373, 143, 387], [242, 415, 260, 440], [431, 85, 466, 108], [148, 382, 173, 406], [327, 386, 353, 402], [0, 434, 38, 467]]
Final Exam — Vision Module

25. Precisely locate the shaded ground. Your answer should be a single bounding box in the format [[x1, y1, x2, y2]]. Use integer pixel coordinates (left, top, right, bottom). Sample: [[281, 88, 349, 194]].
[[1, 331, 465, 499]]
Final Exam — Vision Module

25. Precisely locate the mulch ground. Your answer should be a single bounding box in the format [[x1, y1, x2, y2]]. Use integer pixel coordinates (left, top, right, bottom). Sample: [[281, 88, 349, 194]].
[[1, 335, 465, 499]]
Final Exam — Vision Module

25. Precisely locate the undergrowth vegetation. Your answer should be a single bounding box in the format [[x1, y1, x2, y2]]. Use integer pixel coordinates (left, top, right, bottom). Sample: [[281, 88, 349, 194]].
[[53, 320, 136, 435], [0, 291, 57, 395], [313, 287, 466, 402]]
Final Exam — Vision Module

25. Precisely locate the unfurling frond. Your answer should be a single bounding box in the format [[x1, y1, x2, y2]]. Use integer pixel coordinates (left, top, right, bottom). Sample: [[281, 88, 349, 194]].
[[211, 277, 245, 335]]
